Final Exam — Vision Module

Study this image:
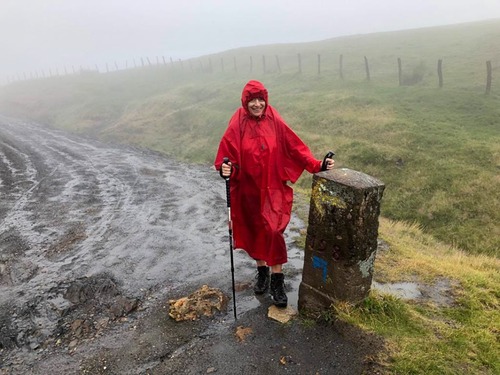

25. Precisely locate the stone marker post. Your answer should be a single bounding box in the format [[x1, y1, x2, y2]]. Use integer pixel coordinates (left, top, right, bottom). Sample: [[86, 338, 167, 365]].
[[298, 168, 385, 311]]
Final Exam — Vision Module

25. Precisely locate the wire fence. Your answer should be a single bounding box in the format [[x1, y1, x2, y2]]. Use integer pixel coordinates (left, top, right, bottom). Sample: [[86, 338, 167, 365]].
[[3, 52, 499, 95]]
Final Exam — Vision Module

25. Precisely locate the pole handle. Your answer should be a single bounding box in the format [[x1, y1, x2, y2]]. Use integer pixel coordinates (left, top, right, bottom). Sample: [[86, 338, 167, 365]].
[[321, 151, 335, 171], [223, 157, 231, 207]]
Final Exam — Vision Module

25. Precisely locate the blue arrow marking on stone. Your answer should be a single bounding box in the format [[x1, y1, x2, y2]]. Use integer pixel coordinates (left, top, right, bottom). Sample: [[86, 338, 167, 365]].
[[312, 256, 328, 283]]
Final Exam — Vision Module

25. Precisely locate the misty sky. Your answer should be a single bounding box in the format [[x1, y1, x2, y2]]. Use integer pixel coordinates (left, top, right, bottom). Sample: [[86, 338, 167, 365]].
[[1, 0, 500, 83]]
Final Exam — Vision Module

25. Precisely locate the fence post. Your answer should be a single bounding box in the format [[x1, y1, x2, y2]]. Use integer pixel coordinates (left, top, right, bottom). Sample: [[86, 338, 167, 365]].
[[298, 168, 385, 311], [398, 57, 402, 86], [438, 59, 443, 88], [486, 60, 492, 95], [339, 54, 344, 80], [364, 56, 371, 81], [275, 55, 281, 74]]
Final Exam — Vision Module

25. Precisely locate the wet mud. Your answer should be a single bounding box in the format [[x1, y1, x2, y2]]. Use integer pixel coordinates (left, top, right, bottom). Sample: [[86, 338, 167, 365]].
[[0, 117, 385, 374]]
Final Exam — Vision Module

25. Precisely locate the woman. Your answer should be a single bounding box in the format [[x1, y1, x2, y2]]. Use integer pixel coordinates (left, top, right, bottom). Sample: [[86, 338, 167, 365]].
[[215, 80, 334, 308]]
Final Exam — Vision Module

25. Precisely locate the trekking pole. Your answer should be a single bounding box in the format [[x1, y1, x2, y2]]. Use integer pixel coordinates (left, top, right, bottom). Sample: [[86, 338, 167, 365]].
[[223, 157, 237, 320]]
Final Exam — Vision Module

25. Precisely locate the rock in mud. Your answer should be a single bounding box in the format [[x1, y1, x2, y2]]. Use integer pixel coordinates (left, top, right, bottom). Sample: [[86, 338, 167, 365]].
[[267, 305, 298, 324], [168, 285, 228, 322]]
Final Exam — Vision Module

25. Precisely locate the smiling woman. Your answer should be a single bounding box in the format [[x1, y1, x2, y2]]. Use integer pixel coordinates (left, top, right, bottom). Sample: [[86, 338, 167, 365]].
[[214, 80, 334, 309], [247, 97, 266, 117]]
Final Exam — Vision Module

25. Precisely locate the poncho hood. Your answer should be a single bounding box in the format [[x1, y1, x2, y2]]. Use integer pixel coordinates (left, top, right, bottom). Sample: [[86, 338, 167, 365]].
[[241, 80, 268, 116]]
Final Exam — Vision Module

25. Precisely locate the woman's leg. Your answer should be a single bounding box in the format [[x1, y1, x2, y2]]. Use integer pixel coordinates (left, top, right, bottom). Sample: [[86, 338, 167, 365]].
[[270, 264, 282, 273]]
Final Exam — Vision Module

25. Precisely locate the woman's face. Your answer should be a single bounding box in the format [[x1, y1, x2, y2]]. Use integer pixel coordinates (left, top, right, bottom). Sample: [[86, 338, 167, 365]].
[[247, 98, 266, 117]]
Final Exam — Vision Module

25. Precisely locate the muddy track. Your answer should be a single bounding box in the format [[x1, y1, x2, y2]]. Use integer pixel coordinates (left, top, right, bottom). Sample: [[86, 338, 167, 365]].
[[0, 117, 230, 356], [0, 117, 384, 374]]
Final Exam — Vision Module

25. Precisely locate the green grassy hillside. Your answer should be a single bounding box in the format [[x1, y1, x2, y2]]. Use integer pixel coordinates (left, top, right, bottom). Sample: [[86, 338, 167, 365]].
[[1, 19, 498, 256]]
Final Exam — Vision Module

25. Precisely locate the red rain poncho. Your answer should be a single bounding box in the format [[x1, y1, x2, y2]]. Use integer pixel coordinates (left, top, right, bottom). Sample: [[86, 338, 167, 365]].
[[214, 80, 322, 266]]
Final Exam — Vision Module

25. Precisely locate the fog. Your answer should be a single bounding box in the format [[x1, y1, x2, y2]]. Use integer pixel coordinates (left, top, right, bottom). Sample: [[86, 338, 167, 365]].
[[1, 0, 499, 83]]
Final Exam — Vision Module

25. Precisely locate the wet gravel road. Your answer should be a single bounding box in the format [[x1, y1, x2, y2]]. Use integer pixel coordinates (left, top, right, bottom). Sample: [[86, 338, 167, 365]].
[[0, 117, 383, 374]]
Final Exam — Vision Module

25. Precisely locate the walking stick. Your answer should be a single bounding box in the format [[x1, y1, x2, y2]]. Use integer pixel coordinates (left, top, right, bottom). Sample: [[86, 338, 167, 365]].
[[223, 157, 237, 320]]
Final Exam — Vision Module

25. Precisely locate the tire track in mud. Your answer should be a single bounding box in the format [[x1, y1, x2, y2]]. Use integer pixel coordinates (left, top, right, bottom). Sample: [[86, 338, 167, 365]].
[[0, 116, 232, 353]]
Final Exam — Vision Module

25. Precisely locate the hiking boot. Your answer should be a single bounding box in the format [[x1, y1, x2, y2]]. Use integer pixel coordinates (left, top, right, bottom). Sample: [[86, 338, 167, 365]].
[[270, 273, 288, 308], [254, 266, 270, 295]]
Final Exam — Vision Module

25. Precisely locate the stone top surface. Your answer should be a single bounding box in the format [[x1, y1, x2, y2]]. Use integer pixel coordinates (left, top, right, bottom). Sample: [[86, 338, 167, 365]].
[[316, 168, 385, 189]]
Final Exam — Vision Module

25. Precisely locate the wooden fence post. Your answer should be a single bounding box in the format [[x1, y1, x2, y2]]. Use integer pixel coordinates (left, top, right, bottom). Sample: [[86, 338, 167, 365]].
[[364, 56, 371, 81], [339, 54, 344, 80], [275, 55, 281, 74], [438, 59, 443, 88], [486, 60, 492, 95], [398, 57, 402, 86]]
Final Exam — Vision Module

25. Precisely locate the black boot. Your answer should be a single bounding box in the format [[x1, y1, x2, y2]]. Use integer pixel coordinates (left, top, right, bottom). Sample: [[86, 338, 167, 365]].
[[254, 266, 270, 295], [270, 273, 288, 308]]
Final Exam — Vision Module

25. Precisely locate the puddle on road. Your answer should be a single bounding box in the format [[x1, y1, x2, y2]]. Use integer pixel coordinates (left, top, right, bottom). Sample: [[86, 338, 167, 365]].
[[372, 281, 422, 299], [372, 278, 456, 306]]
